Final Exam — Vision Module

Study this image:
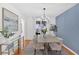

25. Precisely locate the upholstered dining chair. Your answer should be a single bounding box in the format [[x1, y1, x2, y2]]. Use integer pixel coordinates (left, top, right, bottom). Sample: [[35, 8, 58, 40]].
[[49, 38, 63, 54], [33, 35, 44, 55]]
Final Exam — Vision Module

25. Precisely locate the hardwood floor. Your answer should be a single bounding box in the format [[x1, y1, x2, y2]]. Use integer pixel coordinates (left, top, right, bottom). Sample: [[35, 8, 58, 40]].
[[24, 40, 31, 47], [14, 40, 31, 55], [62, 44, 77, 55], [14, 40, 77, 55]]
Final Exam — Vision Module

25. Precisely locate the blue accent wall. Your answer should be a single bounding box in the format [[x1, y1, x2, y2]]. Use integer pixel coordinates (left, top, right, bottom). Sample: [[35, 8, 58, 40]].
[[56, 4, 79, 54]]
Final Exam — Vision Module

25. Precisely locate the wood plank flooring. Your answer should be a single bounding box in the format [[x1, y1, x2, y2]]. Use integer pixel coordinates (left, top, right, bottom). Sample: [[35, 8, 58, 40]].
[[15, 40, 77, 55]]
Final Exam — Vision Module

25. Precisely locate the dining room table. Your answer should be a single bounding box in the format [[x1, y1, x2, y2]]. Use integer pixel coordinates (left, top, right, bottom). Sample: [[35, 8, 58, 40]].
[[37, 35, 61, 43], [37, 34, 62, 54]]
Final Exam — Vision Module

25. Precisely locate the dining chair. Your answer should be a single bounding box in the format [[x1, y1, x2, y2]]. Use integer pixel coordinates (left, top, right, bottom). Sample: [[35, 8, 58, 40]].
[[33, 35, 44, 55], [49, 38, 63, 54]]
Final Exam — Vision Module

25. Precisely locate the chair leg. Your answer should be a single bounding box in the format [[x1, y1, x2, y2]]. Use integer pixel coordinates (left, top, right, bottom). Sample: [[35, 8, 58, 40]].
[[8, 49, 10, 55], [56, 50, 61, 55], [12, 48, 15, 54], [40, 49, 45, 55], [55, 50, 57, 55], [34, 49, 36, 55], [59, 51, 61, 55]]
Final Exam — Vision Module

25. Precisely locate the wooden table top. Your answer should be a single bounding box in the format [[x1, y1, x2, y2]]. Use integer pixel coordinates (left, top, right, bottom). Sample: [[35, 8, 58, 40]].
[[37, 35, 61, 43]]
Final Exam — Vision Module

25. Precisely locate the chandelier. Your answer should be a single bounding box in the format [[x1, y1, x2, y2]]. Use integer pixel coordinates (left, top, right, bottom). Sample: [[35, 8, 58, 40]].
[[33, 7, 50, 26], [41, 8, 49, 21]]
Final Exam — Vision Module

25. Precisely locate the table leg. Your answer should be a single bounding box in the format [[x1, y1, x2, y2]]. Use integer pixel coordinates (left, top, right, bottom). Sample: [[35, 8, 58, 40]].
[[0, 45, 2, 55], [44, 48, 48, 55], [44, 43, 49, 55], [18, 39, 20, 54], [23, 37, 24, 49]]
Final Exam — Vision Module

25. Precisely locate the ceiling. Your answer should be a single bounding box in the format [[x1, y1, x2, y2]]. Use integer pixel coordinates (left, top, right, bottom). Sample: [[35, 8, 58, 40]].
[[10, 3, 77, 18]]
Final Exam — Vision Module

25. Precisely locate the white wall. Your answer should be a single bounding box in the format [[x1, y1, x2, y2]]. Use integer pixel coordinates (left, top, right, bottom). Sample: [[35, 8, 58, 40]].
[[10, 3, 77, 40], [24, 17, 35, 40], [0, 3, 24, 33], [50, 16, 56, 25], [24, 16, 56, 40], [0, 3, 33, 41], [0, 3, 25, 53]]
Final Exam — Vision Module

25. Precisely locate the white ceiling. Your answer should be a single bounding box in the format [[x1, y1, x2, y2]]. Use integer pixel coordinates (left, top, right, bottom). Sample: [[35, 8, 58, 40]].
[[10, 3, 77, 18]]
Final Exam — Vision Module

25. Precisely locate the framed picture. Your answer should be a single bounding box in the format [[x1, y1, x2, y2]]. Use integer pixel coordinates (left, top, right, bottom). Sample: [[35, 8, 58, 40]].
[[36, 21, 40, 24], [42, 21, 47, 26], [50, 25, 57, 32], [2, 8, 18, 37]]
